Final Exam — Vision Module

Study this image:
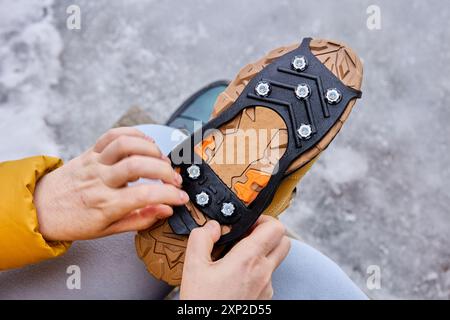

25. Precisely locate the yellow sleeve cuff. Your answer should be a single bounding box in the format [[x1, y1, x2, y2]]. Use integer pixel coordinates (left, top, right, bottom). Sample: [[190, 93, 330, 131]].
[[0, 156, 72, 270]]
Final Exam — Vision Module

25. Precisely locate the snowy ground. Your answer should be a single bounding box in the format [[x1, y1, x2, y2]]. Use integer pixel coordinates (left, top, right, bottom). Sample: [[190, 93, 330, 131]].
[[1, 0, 449, 299]]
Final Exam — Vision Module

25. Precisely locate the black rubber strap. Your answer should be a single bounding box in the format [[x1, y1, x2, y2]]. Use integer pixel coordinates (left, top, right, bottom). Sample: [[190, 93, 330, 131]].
[[178, 161, 247, 224], [168, 37, 362, 245]]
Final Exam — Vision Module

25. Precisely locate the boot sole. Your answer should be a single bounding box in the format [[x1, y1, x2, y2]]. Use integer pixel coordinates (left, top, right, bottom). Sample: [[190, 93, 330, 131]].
[[136, 38, 363, 286]]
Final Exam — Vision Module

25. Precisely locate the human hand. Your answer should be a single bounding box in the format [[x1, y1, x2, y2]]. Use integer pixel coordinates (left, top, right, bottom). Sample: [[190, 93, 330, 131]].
[[180, 216, 291, 300], [34, 127, 189, 241]]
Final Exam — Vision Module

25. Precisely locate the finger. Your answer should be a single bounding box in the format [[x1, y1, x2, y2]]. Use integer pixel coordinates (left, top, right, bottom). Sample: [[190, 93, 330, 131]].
[[228, 216, 285, 259], [93, 127, 148, 153], [106, 204, 173, 234], [99, 135, 163, 165], [245, 215, 274, 235], [139, 204, 173, 218], [185, 220, 221, 265], [108, 183, 189, 219], [257, 281, 274, 300], [266, 236, 291, 270], [103, 155, 182, 187]]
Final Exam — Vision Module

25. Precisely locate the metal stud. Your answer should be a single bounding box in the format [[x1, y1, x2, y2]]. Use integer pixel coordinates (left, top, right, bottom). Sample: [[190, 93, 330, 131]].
[[291, 55, 308, 71], [195, 192, 210, 207], [297, 124, 312, 139], [221, 202, 235, 217], [295, 83, 311, 100], [325, 88, 342, 104], [186, 164, 201, 180], [255, 81, 271, 97]]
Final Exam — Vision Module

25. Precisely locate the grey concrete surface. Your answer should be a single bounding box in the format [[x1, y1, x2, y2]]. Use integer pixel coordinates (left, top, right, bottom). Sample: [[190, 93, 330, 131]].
[[1, 0, 449, 299]]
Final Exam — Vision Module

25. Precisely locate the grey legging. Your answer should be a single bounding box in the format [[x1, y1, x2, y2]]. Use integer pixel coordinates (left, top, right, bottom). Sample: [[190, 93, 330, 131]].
[[0, 236, 366, 299]]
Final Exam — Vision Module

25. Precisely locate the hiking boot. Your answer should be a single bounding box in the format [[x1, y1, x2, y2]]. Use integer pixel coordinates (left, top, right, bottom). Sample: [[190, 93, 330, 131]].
[[135, 38, 363, 286]]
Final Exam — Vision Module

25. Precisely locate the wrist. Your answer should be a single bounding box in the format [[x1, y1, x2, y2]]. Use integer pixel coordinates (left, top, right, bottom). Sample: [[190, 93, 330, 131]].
[[34, 173, 58, 241]]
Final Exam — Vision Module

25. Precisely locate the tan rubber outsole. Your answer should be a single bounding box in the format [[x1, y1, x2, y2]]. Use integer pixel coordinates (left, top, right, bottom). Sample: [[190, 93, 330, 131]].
[[135, 39, 363, 286]]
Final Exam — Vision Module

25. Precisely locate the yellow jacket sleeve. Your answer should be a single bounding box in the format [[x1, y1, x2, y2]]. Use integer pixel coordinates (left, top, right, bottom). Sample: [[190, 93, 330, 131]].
[[0, 156, 71, 270]]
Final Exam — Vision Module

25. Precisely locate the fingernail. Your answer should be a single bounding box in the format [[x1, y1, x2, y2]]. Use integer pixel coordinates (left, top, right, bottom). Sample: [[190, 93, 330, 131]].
[[174, 172, 183, 185], [145, 136, 155, 143], [156, 209, 173, 219], [204, 220, 220, 234], [162, 154, 171, 163], [180, 191, 189, 202]]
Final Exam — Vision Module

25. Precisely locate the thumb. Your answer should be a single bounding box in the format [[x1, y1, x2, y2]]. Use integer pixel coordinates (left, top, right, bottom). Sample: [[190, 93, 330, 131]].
[[185, 220, 221, 264]]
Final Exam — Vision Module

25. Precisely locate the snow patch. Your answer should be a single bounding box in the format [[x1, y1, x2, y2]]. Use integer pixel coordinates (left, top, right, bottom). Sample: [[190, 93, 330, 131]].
[[318, 145, 369, 185], [0, 0, 62, 162]]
